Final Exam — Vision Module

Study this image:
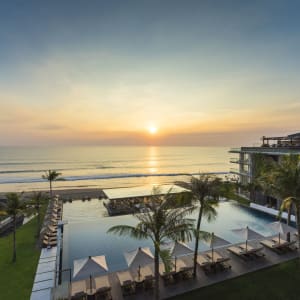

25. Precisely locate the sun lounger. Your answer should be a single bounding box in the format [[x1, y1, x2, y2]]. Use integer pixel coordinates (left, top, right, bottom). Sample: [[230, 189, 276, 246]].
[[117, 270, 136, 295], [196, 255, 215, 274], [43, 235, 57, 242], [180, 266, 193, 279], [197, 255, 210, 267], [71, 280, 87, 299], [144, 275, 155, 289], [133, 265, 153, 284], [260, 239, 297, 253], [270, 237, 297, 250], [44, 231, 57, 238], [205, 251, 232, 270], [205, 251, 231, 263], [42, 239, 57, 248], [227, 246, 251, 260], [238, 244, 265, 258], [94, 275, 112, 300]]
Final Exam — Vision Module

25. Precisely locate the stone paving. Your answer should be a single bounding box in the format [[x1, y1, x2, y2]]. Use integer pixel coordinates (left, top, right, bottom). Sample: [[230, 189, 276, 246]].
[[109, 238, 299, 300], [54, 236, 299, 300]]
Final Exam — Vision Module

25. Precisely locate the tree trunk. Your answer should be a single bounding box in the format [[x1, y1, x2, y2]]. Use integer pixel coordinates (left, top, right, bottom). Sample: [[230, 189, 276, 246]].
[[12, 215, 17, 263], [36, 206, 40, 238], [154, 244, 160, 300], [50, 180, 53, 199], [193, 199, 204, 278]]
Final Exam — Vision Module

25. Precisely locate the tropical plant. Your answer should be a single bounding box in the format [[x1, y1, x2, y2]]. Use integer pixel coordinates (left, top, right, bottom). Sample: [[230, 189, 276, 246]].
[[280, 197, 300, 247], [0, 193, 26, 262], [42, 170, 62, 199], [255, 155, 300, 245], [27, 192, 48, 238], [239, 153, 275, 201], [190, 174, 223, 278], [268, 155, 300, 246], [107, 187, 195, 300]]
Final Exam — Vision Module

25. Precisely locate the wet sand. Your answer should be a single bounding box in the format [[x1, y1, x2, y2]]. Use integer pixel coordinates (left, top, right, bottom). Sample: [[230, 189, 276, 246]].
[[0, 188, 106, 201]]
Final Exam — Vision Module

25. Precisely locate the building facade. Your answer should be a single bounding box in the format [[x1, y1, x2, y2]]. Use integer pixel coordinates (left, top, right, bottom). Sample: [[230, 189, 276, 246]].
[[229, 132, 300, 208]]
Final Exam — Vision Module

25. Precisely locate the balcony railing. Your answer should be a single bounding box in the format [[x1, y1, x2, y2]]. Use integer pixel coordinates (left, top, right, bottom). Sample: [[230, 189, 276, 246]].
[[229, 148, 242, 153], [230, 158, 250, 165], [230, 168, 250, 176], [230, 146, 300, 155]]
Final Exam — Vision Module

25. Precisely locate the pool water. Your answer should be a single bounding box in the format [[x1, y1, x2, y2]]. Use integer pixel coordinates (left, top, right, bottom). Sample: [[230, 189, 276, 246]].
[[62, 199, 282, 276]]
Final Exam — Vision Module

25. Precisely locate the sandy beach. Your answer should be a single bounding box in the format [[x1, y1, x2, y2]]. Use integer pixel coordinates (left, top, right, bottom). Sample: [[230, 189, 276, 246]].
[[0, 180, 190, 202], [0, 188, 106, 201]]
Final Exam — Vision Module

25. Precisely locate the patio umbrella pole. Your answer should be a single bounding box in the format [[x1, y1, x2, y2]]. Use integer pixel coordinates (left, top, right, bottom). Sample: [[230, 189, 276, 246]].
[[175, 256, 177, 272], [279, 232, 281, 244], [211, 232, 214, 262], [89, 274, 92, 293], [138, 265, 141, 280], [245, 239, 248, 251]]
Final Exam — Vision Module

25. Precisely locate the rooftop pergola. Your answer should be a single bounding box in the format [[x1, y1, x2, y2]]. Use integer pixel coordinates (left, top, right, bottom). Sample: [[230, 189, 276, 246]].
[[103, 184, 190, 201], [261, 132, 300, 147]]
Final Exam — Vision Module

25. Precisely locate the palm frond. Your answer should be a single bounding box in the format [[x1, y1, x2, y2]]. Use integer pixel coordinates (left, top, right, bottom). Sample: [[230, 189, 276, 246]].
[[107, 225, 149, 240]]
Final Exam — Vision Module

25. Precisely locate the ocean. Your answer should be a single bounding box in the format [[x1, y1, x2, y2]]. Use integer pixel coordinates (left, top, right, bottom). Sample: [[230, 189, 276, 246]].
[[0, 146, 231, 193]]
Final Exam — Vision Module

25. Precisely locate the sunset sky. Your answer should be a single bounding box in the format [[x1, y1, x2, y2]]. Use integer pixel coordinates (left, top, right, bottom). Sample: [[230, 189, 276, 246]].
[[1, 1, 300, 146]]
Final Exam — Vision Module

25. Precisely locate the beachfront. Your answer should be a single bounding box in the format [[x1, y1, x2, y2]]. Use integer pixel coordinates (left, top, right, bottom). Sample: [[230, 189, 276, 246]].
[[1, 142, 300, 300], [25, 178, 298, 300]]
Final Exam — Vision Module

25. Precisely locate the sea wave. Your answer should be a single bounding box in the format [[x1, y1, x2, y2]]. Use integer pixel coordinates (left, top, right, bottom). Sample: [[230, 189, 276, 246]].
[[0, 171, 228, 184], [0, 162, 226, 175], [0, 166, 117, 174]]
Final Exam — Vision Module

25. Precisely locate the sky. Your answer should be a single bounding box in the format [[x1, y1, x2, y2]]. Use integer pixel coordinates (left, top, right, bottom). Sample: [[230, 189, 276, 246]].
[[1, 0, 300, 146]]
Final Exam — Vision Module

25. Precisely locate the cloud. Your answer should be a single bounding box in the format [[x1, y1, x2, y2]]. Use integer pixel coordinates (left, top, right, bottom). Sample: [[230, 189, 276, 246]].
[[35, 124, 68, 131]]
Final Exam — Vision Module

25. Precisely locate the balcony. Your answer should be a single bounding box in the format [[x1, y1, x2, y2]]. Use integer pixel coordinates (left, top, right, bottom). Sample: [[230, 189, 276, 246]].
[[230, 158, 250, 165], [230, 146, 300, 155], [230, 168, 250, 177], [229, 148, 242, 153]]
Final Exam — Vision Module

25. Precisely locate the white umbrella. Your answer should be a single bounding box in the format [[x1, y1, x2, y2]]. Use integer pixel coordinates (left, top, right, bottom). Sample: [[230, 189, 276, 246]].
[[232, 226, 264, 251], [73, 255, 108, 282], [124, 247, 154, 280], [169, 241, 193, 256], [267, 221, 295, 244], [165, 241, 193, 272], [204, 232, 231, 262]]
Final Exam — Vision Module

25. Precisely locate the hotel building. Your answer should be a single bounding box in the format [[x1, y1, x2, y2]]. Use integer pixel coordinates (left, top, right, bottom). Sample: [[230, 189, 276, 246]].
[[229, 132, 300, 208]]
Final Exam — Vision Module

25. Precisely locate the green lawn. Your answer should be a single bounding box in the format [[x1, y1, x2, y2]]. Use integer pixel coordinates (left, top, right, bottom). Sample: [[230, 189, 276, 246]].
[[0, 216, 41, 299], [170, 258, 300, 300]]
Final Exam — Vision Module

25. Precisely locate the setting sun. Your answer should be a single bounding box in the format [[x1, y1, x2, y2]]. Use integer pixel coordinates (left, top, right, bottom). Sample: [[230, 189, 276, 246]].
[[148, 126, 157, 134]]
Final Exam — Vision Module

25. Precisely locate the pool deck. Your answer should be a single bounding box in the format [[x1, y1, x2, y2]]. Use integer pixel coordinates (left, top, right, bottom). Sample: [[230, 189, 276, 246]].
[[103, 237, 299, 300]]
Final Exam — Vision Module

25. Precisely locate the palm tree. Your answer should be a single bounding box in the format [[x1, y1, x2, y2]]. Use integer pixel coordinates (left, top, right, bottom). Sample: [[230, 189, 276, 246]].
[[191, 174, 223, 278], [107, 188, 195, 300], [268, 155, 300, 246], [0, 193, 26, 262], [42, 170, 62, 199], [28, 192, 48, 238], [280, 197, 300, 248]]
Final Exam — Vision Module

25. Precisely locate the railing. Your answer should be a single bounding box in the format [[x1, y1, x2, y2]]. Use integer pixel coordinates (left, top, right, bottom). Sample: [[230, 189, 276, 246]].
[[230, 168, 250, 176], [230, 146, 300, 155], [229, 148, 241, 153], [240, 147, 300, 154], [229, 159, 250, 165]]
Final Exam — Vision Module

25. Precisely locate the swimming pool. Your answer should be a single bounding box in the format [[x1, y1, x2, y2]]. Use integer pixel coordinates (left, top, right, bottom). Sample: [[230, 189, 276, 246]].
[[61, 199, 282, 277]]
